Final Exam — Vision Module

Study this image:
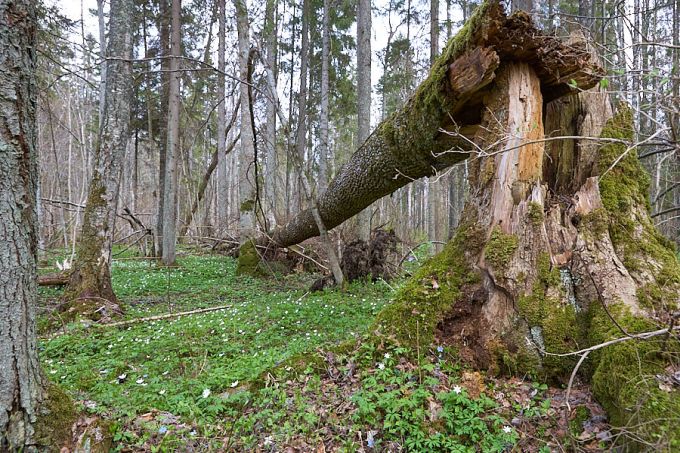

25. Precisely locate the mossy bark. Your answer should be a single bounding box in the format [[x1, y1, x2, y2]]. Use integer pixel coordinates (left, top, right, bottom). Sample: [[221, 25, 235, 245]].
[[65, 0, 134, 315], [270, 0, 602, 248]]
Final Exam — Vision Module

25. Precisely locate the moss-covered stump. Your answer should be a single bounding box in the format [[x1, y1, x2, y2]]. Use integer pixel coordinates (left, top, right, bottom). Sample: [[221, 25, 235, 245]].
[[370, 93, 679, 448], [236, 239, 268, 277]]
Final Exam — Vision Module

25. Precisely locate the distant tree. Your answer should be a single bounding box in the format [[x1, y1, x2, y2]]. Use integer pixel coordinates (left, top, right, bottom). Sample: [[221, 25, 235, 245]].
[[356, 0, 372, 240]]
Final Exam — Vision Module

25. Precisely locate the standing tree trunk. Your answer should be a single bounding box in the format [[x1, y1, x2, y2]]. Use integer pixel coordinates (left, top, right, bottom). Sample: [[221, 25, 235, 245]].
[[0, 1, 42, 447], [216, 0, 229, 234], [156, 0, 171, 257], [161, 0, 181, 266], [66, 0, 134, 310], [233, 0, 259, 273], [263, 0, 279, 224], [356, 0, 372, 240], [319, 0, 330, 195]]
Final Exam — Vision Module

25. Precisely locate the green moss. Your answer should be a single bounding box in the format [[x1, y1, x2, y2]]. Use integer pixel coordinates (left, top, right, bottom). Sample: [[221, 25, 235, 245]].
[[580, 208, 609, 238], [240, 199, 255, 213], [380, 0, 502, 171], [527, 202, 544, 226], [597, 104, 680, 313], [483, 227, 518, 274], [65, 175, 113, 304], [236, 239, 266, 277], [514, 253, 580, 378], [371, 222, 483, 349], [34, 383, 78, 452], [569, 406, 591, 436], [588, 304, 680, 450]]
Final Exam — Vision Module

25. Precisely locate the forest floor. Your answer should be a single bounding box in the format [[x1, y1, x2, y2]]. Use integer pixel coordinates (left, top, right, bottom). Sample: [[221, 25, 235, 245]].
[[38, 249, 617, 452]]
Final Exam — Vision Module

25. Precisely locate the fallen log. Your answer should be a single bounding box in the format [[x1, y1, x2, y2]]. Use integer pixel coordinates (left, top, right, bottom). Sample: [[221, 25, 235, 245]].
[[38, 273, 69, 287], [269, 1, 602, 248]]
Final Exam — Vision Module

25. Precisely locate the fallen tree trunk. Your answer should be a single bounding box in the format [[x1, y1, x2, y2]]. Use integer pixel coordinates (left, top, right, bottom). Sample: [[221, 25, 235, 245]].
[[270, 1, 602, 247], [38, 273, 69, 287]]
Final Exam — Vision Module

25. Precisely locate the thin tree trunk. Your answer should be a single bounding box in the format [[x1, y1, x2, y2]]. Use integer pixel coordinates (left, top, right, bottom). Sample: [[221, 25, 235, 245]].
[[264, 0, 279, 223], [356, 0, 372, 240], [161, 0, 181, 266], [217, 0, 228, 233], [319, 0, 330, 195], [156, 0, 171, 256], [180, 103, 240, 237]]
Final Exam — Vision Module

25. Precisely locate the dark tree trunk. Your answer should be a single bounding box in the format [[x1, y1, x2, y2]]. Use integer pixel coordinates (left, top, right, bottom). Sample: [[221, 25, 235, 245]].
[[0, 2, 42, 447]]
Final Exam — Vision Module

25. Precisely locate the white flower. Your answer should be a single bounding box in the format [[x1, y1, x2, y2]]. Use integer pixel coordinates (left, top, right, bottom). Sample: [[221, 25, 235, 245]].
[[202, 388, 211, 398], [136, 378, 145, 384], [377, 363, 385, 370], [384, 353, 391, 359], [503, 426, 512, 434], [453, 385, 462, 394], [230, 381, 239, 388], [159, 389, 166, 395], [56, 259, 71, 271]]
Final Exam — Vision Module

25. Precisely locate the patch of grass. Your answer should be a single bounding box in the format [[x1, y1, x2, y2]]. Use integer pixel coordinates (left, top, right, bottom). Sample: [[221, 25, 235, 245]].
[[39, 255, 392, 449]]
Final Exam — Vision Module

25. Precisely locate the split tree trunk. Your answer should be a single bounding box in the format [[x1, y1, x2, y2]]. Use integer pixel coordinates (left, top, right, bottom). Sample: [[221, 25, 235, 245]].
[[371, 10, 680, 447], [66, 0, 134, 310]]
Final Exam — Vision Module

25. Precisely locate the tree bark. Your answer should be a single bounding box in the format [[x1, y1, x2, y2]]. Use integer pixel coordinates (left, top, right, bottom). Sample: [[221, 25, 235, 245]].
[[264, 0, 279, 223], [356, 0, 372, 240], [319, 0, 330, 195], [66, 0, 134, 307], [233, 0, 257, 245], [161, 0, 181, 266], [155, 0, 171, 256], [372, 21, 680, 447], [0, 0, 42, 447], [271, 3, 602, 248], [216, 0, 229, 234]]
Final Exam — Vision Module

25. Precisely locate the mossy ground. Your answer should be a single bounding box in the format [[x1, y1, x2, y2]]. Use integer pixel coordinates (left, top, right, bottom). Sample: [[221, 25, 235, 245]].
[[370, 221, 483, 350]]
